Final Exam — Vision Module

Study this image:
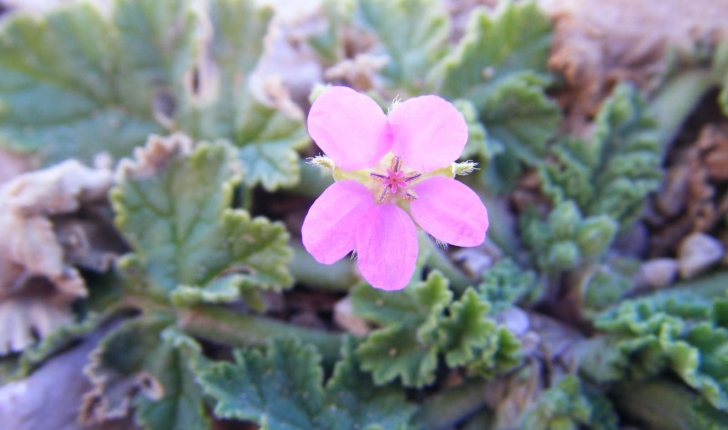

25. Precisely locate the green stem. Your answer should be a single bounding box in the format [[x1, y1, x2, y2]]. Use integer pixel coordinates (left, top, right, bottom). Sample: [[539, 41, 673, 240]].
[[178, 305, 343, 363], [415, 379, 490, 430], [114, 293, 344, 363], [613, 379, 728, 430], [650, 69, 717, 145], [289, 242, 358, 291]]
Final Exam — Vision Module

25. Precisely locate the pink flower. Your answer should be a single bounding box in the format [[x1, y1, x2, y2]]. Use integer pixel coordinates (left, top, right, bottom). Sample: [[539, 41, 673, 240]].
[[302, 86, 489, 291]]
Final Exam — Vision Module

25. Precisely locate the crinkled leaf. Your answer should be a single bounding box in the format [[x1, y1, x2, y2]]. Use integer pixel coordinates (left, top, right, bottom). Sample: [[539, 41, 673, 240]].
[[353, 271, 451, 387], [521, 376, 617, 430], [540, 84, 662, 231], [353, 0, 449, 94], [177, 0, 309, 191], [437, 4, 558, 191], [453, 99, 490, 161], [0, 0, 196, 162], [591, 282, 728, 411], [352, 271, 520, 386], [521, 201, 618, 272], [437, 289, 494, 367], [439, 2, 553, 105], [479, 76, 560, 164], [476, 259, 540, 313], [111, 136, 292, 303], [84, 316, 210, 430], [198, 337, 418, 429]]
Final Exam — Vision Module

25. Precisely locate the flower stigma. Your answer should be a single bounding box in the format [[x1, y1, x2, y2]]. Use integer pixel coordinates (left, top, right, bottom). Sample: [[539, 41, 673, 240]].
[[369, 156, 422, 203]]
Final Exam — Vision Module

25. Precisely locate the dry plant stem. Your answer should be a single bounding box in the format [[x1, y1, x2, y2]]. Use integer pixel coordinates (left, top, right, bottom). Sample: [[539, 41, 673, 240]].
[[289, 242, 358, 291], [650, 69, 717, 145], [415, 378, 491, 430], [613, 379, 728, 430]]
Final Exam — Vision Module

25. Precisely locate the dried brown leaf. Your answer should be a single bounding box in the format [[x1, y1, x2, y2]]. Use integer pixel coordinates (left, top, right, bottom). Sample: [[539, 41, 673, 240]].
[[544, 0, 728, 128], [649, 124, 728, 256], [0, 160, 114, 354]]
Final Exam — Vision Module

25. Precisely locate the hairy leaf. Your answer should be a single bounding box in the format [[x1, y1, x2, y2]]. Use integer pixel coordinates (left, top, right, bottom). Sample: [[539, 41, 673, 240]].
[[84, 316, 210, 430], [437, 3, 558, 190], [177, 0, 309, 190], [199, 337, 418, 429], [540, 84, 662, 231], [591, 282, 728, 411], [0, 0, 195, 162], [111, 135, 292, 303], [352, 271, 521, 387], [353, 0, 449, 94], [476, 259, 540, 313], [521, 201, 618, 272], [521, 376, 618, 430], [439, 3, 553, 105]]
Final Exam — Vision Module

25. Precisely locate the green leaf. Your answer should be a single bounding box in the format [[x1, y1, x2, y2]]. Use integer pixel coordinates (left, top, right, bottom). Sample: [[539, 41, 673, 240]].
[[521, 201, 617, 272], [198, 337, 418, 429], [521, 376, 617, 430], [353, 0, 450, 94], [0, 0, 196, 162], [475, 259, 540, 313], [540, 83, 662, 231], [85, 316, 210, 430], [437, 289, 493, 367], [453, 99, 490, 161], [438, 2, 553, 105], [437, 3, 558, 191], [478, 76, 561, 164], [0, 0, 308, 189], [353, 271, 451, 387], [111, 135, 292, 303], [352, 271, 521, 386], [177, 0, 309, 191], [591, 290, 728, 411]]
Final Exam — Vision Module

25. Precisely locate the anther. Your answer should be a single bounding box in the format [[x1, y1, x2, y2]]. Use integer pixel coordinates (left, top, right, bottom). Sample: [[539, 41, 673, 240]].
[[378, 186, 390, 203], [403, 191, 417, 202], [370, 173, 388, 182], [390, 156, 403, 173], [404, 172, 421, 182]]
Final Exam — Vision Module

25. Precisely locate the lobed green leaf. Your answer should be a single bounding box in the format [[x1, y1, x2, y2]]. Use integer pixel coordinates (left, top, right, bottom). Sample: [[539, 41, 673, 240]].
[[111, 135, 292, 303]]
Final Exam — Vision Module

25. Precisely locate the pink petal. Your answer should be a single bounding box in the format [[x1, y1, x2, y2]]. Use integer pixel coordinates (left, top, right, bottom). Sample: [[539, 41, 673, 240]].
[[308, 86, 391, 170], [302, 180, 375, 264], [410, 177, 488, 247], [388, 95, 468, 173], [356, 204, 418, 290]]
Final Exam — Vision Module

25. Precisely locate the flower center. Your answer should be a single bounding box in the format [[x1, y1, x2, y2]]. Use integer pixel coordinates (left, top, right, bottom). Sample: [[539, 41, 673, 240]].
[[370, 156, 421, 203]]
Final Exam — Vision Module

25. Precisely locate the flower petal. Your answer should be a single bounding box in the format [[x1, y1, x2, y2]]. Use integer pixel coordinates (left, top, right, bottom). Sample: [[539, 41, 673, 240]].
[[388, 95, 468, 172], [356, 204, 418, 290], [302, 180, 375, 264], [308, 86, 391, 170], [410, 177, 488, 247]]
